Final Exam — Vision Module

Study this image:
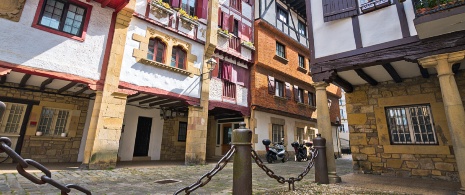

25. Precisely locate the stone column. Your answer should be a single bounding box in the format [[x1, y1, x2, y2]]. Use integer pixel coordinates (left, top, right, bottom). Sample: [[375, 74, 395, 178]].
[[313, 81, 341, 183], [81, 3, 135, 169], [419, 51, 465, 193]]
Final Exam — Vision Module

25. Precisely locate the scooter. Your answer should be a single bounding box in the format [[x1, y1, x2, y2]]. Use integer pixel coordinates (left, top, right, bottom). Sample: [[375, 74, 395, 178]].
[[291, 141, 313, 161], [262, 139, 289, 163]]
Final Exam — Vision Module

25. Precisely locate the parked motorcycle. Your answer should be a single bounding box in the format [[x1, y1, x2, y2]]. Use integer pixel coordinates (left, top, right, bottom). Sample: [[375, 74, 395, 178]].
[[291, 141, 313, 161], [262, 139, 289, 163]]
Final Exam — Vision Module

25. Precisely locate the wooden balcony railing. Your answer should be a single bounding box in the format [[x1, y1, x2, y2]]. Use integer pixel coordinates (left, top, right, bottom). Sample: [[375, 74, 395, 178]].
[[412, 0, 465, 17], [229, 36, 241, 53], [222, 80, 236, 99]]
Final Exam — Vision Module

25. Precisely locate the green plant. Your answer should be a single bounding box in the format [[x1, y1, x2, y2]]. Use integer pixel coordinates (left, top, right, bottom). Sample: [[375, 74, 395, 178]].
[[154, 0, 171, 9], [179, 9, 198, 21], [219, 28, 229, 34], [242, 41, 254, 47]]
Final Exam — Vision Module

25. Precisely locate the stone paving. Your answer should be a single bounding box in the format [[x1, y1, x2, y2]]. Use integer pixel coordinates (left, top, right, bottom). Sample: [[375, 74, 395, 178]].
[[0, 155, 460, 195]]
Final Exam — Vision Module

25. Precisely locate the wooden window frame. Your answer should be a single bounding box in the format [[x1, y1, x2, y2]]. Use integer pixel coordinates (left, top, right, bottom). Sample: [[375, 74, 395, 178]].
[[272, 124, 285, 143], [178, 121, 187, 142], [297, 88, 304, 103], [276, 6, 288, 24], [148, 38, 166, 63], [275, 80, 284, 97], [276, 42, 286, 58], [32, 0, 92, 42], [298, 20, 307, 37], [298, 55, 305, 68], [171, 46, 187, 69], [230, 0, 242, 12], [308, 92, 315, 106], [37, 107, 71, 136]]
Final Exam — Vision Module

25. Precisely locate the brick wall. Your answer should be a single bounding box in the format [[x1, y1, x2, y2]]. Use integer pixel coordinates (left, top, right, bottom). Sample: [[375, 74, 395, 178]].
[[346, 72, 464, 181], [0, 83, 89, 163]]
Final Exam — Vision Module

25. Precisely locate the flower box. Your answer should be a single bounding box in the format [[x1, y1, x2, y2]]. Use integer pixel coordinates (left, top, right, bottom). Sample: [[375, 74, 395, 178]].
[[217, 29, 230, 39], [360, 1, 376, 13], [241, 41, 255, 51], [150, 1, 174, 18], [180, 15, 199, 30], [375, 0, 390, 9]]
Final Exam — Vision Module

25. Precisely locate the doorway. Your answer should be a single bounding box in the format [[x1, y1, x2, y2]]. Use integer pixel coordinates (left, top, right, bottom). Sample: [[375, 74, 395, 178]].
[[221, 124, 232, 155], [133, 116, 152, 157]]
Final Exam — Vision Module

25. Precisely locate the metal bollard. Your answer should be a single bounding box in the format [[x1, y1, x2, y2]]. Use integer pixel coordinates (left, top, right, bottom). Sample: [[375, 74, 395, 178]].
[[232, 122, 252, 195], [313, 134, 329, 184], [0, 101, 5, 119]]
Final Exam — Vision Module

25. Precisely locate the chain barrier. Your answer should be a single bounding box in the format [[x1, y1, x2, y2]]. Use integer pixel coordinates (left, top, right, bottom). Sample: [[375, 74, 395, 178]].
[[250, 147, 319, 191], [0, 137, 91, 195], [174, 145, 236, 195]]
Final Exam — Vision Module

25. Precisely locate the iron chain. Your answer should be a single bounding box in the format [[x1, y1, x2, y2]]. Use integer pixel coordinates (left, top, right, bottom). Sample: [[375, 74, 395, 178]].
[[0, 137, 91, 195], [250, 147, 319, 191], [174, 145, 236, 195]]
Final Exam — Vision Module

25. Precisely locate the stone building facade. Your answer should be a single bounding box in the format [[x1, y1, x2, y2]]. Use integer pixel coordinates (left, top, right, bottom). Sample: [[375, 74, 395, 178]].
[[348, 73, 462, 181]]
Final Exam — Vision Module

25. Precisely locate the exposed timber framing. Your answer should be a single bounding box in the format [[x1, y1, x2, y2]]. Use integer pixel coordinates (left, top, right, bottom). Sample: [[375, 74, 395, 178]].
[[57, 82, 77, 93], [139, 97, 165, 105], [0, 75, 6, 84], [127, 94, 153, 103], [40, 78, 54, 91], [73, 86, 88, 96], [417, 63, 430, 78], [332, 75, 354, 93], [19, 74, 31, 87], [354, 69, 378, 86], [382, 63, 402, 83], [149, 99, 177, 107]]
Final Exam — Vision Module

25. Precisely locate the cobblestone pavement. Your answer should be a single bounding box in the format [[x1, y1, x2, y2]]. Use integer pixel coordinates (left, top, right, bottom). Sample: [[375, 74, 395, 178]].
[[0, 155, 460, 194]]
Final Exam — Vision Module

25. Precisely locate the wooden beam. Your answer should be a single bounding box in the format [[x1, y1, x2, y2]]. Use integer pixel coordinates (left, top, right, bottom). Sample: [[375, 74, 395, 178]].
[[332, 75, 353, 93], [127, 94, 153, 103], [452, 63, 461, 74], [149, 99, 177, 107], [89, 93, 96, 98], [57, 82, 77, 93], [19, 74, 31, 87], [139, 97, 165, 105], [354, 69, 378, 86], [382, 63, 402, 83], [417, 64, 430, 78], [160, 101, 186, 109], [291, 0, 302, 7], [0, 75, 6, 84], [73, 87, 88, 96], [40, 78, 54, 91], [127, 93, 140, 99]]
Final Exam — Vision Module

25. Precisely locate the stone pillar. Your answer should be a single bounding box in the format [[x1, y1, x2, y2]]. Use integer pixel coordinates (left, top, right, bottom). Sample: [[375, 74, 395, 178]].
[[81, 3, 135, 169], [313, 81, 341, 183], [419, 51, 465, 193]]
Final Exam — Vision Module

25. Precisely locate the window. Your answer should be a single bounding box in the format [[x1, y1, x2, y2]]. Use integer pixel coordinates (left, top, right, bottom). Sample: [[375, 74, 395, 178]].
[[37, 0, 88, 37], [148, 38, 166, 63], [272, 124, 284, 143], [296, 128, 304, 143], [37, 108, 70, 136], [308, 92, 315, 106], [386, 105, 437, 145], [297, 88, 304, 103], [298, 55, 305, 68], [181, 0, 196, 16], [298, 20, 306, 37], [171, 46, 187, 69], [230, 0, 241, 11], [178, 122, 187, 141], [277, 6, 288, 24], [0, 103, 27, 134], [275, 80, 284, 97], [276, 42, 285, 58], [233, 19, 239, 36]]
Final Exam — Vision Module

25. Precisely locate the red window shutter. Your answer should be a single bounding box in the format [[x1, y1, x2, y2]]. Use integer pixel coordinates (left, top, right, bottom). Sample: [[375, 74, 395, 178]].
[[241, 23, 248, 41], [223, 12, 230, 32], [293, 85, 299, 102], [268, 76, 275, 95], [171, 0, 180, 8], [196, 0, 208, 19], [322, 0, 358, 22], [248, 26, 253, 41], [211, 57, 220, 78], [285, 82, 291, 100], [218, 8, 222, 28], [229, 15, 235, 33], [237, 20, 242, 39]]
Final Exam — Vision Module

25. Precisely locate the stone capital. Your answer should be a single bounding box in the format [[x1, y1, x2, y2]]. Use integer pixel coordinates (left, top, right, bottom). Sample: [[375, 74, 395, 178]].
[[418, 50, 465, 69], [312, 81, 329, 90]]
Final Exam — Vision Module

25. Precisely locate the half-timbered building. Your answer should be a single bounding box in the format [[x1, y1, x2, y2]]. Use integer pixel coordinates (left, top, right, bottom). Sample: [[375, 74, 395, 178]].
[[307, 0, 465, 190]]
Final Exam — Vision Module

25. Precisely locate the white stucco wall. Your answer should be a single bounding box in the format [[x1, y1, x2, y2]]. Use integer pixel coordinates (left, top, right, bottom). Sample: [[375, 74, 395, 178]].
[[209, 78, 223, 101], [208, 77, 248, 107], [118, 105, 163, 161], [120, 18, 203, 98], [258, 0, 277, 26], [242, 2, 253, 20], [311, 0, 356, 58], [78, 100, 94, 162], [403, 0, 418, 36], [359, 5, 403, 47], [0, 0, 112, 80]]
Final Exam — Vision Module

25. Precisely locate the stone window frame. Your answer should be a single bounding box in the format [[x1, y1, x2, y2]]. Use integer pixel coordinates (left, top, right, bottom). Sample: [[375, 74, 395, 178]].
[[132, 28, 199, 77], [374, 93, 451, 155], [294, 121, 315, 144], [173, 117, 188, 146], [268, 117, 287, 145], [37, 107, 71, 136]]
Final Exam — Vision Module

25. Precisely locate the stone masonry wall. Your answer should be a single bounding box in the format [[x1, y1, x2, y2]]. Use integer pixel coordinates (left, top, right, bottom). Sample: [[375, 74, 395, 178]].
[[1, 82, 89, 163], [346, 72, 464, 182], [160, 117, 187, 160]]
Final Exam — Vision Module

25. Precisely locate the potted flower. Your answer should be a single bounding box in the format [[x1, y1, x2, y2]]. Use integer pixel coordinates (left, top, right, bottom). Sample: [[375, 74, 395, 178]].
[[151, 0, 174, 17], [241, 41, 255, 50], [35, 131, 43, 136], [179, 9, 199, 30], [217, 28, 230, 39], [61, 132, 67, 137]]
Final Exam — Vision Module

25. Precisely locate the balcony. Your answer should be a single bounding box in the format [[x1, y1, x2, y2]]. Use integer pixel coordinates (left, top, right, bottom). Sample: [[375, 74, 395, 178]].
[[411, 0, 465, 39], [222, 80, 236, 100], [229, 36, 241, 53]]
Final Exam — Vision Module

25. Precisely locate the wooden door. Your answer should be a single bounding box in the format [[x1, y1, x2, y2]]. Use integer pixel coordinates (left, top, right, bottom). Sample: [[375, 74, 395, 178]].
[[133, 117, 152, 157], [221, 124, 232, 155]]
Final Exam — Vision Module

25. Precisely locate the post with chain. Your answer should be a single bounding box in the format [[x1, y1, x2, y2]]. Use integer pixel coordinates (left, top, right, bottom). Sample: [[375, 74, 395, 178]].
[[313, 134, 329, 184], [232, 122, 252, 195]]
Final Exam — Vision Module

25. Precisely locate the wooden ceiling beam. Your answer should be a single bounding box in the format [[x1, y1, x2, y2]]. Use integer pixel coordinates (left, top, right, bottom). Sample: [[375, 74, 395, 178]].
[[127, 94, 153, 103], [382, 63, 402, 83], [19, 74, 31, 87], [333, 75, 353, 93], [139, 97, 165, 105], [160, 102, 186, 109], [127, 93, 140, 99], [354, 69, 378, 86], [0, 75, 6, 84], [89, 93, 96, 98], [40, 78, 54, 91], [417, 63, 430, 78], [74, 86, 88, 96], [149, 99, 177, 107], [57, 82, 77, 94]]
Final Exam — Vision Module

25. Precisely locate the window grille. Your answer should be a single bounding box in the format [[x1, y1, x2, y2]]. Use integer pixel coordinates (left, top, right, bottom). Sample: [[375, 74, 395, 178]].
[[39, 0, 86, 36], [37, 108, 70, 136], [0, 103, 27, 134], [276, 42, 285, 58], [386, 104, 437, 144], [178, 122, 187, 141], [223, 80, 236, 99]]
